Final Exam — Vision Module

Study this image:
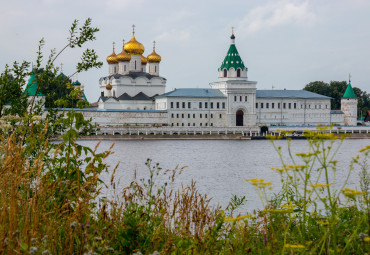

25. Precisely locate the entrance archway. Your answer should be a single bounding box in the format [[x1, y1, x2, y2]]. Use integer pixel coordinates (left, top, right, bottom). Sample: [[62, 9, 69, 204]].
[[236, 110, 244, 126]]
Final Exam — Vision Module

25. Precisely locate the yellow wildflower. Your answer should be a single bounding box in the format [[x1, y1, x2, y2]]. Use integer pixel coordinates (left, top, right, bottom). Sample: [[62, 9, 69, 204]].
[[364, 237, 370, 242], [310, 184, 331, 188], [359, 145, 370, 153], [224, 214, 253, 222], [284, 244, 305, 249], [318, 221, 329, 225]]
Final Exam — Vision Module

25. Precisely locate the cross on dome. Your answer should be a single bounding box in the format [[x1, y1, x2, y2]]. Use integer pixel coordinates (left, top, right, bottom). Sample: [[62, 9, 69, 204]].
[[153, 40, 156, 50], [232, 26, 234, 35], [132, 24, 135, 34], [112, 41, 115, 51]]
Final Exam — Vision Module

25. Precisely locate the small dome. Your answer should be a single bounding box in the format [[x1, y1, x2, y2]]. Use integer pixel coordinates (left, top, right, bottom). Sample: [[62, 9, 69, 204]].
[[124, 29, 144, 55], [106, 83, 112, 90], [147, 41, 161, 63], [141, 55, 148, 65], [106, 49, 118, 64], [117, 43, 131, 62]]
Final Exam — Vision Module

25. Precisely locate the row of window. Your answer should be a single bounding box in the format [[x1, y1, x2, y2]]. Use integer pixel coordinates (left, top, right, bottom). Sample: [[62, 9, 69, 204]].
[[171, 123, 214, 126], [171, 113, 223, 119], [170, 101, 226, 109], [256, 102, 329, 109], [234, 95, 248, 102]]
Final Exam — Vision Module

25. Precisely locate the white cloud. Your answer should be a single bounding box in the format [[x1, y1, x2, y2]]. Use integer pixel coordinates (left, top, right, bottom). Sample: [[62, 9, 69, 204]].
[[155, 29, 191, 42], [238, 0, 317, 34]]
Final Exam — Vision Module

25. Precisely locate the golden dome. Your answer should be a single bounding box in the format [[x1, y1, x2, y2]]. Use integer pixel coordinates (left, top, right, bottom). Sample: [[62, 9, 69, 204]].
[[147, 41, 162, 63], [141, 55, 148, 65], [106, 43, 118, 64], [106, 83, 112, 90], [124, 25, 145, 55], [117, 41, 131, 62]]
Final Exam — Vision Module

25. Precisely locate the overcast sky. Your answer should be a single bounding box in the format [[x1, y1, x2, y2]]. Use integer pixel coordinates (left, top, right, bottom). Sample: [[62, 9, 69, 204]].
[[1, 0, 370, 101]]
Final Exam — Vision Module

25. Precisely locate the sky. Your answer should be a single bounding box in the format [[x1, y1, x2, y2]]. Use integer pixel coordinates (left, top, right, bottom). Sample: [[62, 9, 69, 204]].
[[1, 0, 370, 102]]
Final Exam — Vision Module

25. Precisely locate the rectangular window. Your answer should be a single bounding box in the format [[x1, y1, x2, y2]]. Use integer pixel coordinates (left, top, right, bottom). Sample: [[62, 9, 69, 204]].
[[278, 103, 280, 109], [315, 105, 317, 109], [211, 102, 214, 109], [199, 102, 202, 108], [211, 114, 213, 118], [266, 103, 269, 109], [261, 103, 264, 108], [205, 114, 208, 118], [222, 102, 225, 109], [182, 102, 185, 108], [205, 102, 208, 108], [200, 114, 202, 118], [171, 114, 174, 118], [188, 114, 190, 118], [177, 123, 179, 126], [182, 123, 184, 126], [193, 123, 195, 126], [176, 114, 179, 118], [188, 102, 191, 108], [245, 96, 247, 102], [193, 114, 195, 118], [234, 96, 237, 101], [219, 114, 222, 118], [171, 102, 174, 108], [205, 123, 208, 126], [217, 102, 220, 109], [256, 103, 258, 108], [182, 114, 184, 118], [272, 103, 275, 108], [176, 102, 179, 108], [283, 103, 286, 109], [288, 103, 291, 109], [319, 105, 321, 109], [200, 123, 202, 126], [294, 103, 297, 109], [188, 123, 190, 126], [211, 123, 213, 126], [240, 96, 242, 101]]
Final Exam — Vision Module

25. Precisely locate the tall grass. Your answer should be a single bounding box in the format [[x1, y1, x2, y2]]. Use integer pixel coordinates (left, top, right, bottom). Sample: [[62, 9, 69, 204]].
[[0, 120, 369, 254]]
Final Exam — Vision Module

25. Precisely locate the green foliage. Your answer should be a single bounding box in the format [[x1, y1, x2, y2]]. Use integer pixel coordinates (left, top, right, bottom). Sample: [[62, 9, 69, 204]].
[[304, 80, 370, 117]]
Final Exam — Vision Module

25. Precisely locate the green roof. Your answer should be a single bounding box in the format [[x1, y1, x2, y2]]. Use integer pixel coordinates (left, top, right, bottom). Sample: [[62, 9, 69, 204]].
[[219, 36, 246, 71], [72, 80, 82, 86], [343, 80, 357, 99], [24, 70, 44, 96]]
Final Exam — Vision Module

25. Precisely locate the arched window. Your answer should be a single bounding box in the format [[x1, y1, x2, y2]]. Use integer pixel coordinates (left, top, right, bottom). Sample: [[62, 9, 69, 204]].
[[124, 65, 126, 72], [237, 68, 241, 77], [113, 91, 115, 97], [155, 66, 157, 72], [135, 61, 137, 70], [223, 69, 227, 77], [114, 67, 116, 73]]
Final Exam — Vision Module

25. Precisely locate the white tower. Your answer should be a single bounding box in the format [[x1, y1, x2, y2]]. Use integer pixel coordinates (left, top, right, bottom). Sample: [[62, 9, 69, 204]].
[[341, 78, 358, 126], [147, 41, 161, 76], [210, 29, 257, 127], [106, 42, 118, 75]]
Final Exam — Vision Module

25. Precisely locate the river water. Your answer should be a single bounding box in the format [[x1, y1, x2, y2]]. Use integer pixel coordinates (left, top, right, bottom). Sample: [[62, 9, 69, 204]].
[[79, 139, 370, 212]]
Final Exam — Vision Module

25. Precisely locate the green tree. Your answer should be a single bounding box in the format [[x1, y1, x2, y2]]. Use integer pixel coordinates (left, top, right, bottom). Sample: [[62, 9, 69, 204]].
[[304, 80, 370, 118]]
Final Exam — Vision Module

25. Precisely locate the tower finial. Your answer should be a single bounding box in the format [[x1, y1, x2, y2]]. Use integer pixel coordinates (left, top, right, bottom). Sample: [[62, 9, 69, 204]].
[[232, 26, 234, 35], [122, 39, 125, 45], [153, 40, 156, 51], [60, 63, 63, 73], [112, 41, 115, 51], [349, 73, 352, 83], [132, 24, 135, 35]]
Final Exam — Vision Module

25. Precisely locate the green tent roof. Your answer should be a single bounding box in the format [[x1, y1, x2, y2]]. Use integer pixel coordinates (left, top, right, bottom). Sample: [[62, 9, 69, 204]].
[[24, 70, 44, 96], [343, 80, 357, 99], [219, 35, 247, 71], [72, 80, 82, 86]]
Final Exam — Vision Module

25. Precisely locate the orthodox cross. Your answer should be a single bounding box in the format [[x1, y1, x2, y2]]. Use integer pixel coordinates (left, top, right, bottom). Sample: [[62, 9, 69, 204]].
[[60, 63, 63, 73], [232, 26, 234, 35], [112, 41, 115, 51], [153, 40, 156, 50], [132, 24, 135, 34]]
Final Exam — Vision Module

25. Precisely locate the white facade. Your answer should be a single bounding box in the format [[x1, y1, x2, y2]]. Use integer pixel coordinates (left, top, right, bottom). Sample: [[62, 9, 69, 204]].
[[341, 98, 358, 126]]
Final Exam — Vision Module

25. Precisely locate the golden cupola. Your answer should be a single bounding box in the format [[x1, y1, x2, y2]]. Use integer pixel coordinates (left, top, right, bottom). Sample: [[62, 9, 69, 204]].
[[106, 83, 112, 90], [106, 43, 118, 64], [147, 41, 162, 63], [141, 55, 148, 65], [124, 25, 145, 55], [117, 40, 131, 62]]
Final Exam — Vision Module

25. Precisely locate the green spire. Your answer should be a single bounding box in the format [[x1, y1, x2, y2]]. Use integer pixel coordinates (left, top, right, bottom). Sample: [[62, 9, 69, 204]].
[[24, 69, 44, 96], [219, 34, 247, 71], [343, 79, 357, 99]]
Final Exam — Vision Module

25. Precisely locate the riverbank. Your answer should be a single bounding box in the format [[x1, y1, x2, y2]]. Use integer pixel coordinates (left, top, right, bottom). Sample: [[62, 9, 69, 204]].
[[74, 132, 370, 140]]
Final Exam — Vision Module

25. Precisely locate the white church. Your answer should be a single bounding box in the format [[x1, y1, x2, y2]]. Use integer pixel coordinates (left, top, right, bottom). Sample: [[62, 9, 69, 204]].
[[26, 26, 357, 127], [94, 26, 357, 127]]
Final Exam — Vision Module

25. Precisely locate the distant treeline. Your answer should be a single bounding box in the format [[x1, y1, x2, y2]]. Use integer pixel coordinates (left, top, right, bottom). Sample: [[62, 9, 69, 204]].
[[303, 81, 370, 118]]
